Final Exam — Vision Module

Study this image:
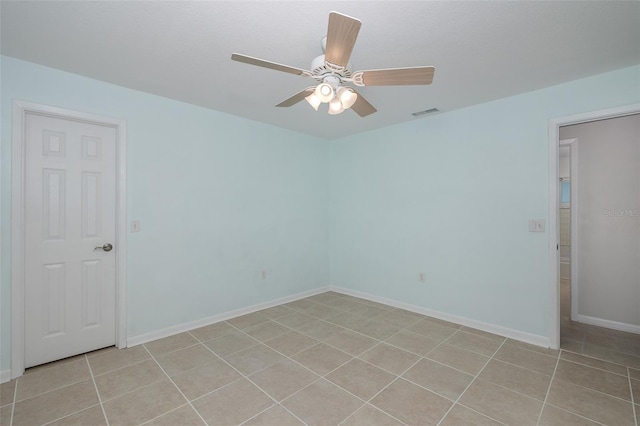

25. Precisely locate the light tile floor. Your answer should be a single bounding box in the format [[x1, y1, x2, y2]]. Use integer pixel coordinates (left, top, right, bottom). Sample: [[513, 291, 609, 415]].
[[560, 279, 640, 369], [1, 291, 638, 425]]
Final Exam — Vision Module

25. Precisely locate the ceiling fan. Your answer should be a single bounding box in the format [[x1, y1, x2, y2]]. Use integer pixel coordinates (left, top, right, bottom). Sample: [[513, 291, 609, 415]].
[[231, 11, 435, 117]]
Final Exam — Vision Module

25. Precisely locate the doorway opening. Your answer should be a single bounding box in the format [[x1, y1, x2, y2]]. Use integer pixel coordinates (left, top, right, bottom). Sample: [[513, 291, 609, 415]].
[[549, 104, 640, 355]]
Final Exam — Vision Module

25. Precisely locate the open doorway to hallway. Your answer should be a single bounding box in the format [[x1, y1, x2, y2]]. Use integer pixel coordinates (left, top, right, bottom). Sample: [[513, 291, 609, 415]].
[[557, 113, 640, 367]]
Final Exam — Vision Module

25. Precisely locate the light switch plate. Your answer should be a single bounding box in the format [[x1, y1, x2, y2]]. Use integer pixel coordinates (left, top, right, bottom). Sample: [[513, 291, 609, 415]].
[[529, 219, 545, 232], [131, 220, 140, 233]]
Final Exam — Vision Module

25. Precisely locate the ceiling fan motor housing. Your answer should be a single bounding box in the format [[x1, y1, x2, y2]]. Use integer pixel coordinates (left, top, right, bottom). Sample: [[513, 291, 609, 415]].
[[311, 54, 352, 82]]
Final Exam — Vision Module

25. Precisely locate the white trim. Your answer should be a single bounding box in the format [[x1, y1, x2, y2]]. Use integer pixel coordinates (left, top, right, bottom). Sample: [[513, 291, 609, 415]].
[[576, 315, 640, 335], [0, 370, 11, 384], [549, 121, 560, 350], [559, 138, 578, 321], [127, 286, 330, 347], [548, 103, 640, 351], [330, 286, 550, 348], [11, 101, 127, 379], [569, 140, 579, 322]]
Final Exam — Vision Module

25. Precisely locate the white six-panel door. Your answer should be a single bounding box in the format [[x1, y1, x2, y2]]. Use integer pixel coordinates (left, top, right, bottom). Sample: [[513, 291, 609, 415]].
[[24, 113, 117, 368]]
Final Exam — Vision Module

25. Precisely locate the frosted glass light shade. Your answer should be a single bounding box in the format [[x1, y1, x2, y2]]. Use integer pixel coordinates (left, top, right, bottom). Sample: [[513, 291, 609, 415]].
[[328, 98, 345, 115], [336, 87, 357, 109], [305, 93, 321, 111], [315, 83, 334, 103]]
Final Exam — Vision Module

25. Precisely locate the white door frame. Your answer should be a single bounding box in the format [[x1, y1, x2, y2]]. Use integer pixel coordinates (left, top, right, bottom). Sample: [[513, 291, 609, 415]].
[[11, 101, 127, 379], [558, 138, 578, 321], [548, 103, 640, 350]]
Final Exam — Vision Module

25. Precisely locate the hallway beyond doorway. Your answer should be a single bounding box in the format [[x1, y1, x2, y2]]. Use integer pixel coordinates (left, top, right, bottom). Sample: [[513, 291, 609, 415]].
[[561, 278, 640, 368]]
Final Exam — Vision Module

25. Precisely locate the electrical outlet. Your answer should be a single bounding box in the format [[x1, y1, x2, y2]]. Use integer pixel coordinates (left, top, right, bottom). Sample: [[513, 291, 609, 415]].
[[131, 220, 140, 233], [261, 270, 267, 280], [419, 272, 426, 282]]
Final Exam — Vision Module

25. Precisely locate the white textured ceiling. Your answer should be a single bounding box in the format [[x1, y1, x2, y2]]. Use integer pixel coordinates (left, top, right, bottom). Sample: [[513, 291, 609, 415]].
[[2, 1, 639, 139]]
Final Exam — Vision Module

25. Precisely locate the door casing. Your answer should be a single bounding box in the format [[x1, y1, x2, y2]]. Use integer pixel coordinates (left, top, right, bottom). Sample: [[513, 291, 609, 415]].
[[11, 101, 127, 379], [548, 103, 640, 350]]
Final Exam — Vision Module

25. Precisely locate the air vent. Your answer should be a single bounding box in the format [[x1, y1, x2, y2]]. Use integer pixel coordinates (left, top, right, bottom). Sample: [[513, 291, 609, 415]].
[[411, 108, 439, 117]]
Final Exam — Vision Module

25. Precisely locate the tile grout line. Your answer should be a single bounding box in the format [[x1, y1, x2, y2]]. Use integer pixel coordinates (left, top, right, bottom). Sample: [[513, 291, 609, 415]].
[[352, 327, 468, 426], [272, 302, 424, 344], [14, 373, 108, 424], [557, 351, 630, 377], [489, 356, 555, 378], [84, 354, 155, 382], [346, 358, 421, 426], [535, 348, 561, 425], [138, 402, 192, 426], [218, 321, 328, 378], [141, 345, 210, 426], [350, 341, 510, 408], [574, 340, 640, 367], [329, 334, 429, 426], [276, 301, 510, 365], [85, 354, 110, 426], [186, 375, 246, 404], [549, 371, 638, 404], [78, 377, 168, 406], [236, 403, 287, 426], [40, 404, 103, 426], [512, 349, 631, 408], [412, 351, 486, 377], [561, 340, 640, 370], [629, 367, 638, 426], [453, 404, 509, 426], [9, 375, 18, 426], [336, 403, 409, 426], [187, 330, 310, 426], [10, 376, 96, 405], [403, 363, 545, 409], [225, 314, 398, 385], [542, 402, 608, 426], [20, 358, 112, 424], [435, 337, 509, 426], [385, 329, 502, 360], [217, 319, 412, 425], [354, 342, 424, 379], [144, 341, 203, 360], [9, 358, 96, 402]]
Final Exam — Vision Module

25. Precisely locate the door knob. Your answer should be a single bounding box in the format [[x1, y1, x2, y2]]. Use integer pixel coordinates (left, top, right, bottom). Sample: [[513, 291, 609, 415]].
[[95, 243, 113, 252]]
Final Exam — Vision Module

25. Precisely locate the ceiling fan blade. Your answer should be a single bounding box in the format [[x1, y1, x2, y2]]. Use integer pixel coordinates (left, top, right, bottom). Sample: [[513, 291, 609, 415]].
[[351, 90, 377, 117], [324, 12, 361, 68], [354, 66, 435, 86], [276, 87, 316, 107], [231, 53, 309, 76]]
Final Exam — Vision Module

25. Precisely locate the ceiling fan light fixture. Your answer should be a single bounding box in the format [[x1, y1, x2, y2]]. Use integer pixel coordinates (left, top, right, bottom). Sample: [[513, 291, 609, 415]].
[[336, 87, 357, 109], [328, 97, 345, 115], [315, 83, 334, 103], [305, 93, 321, 111]]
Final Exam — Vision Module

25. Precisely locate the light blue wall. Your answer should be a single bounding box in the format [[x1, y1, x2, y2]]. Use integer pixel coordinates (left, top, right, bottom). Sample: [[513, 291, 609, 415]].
[[329, 65, 640, 338], [1, 56, 330, 371], [2, 55, 639, 374]]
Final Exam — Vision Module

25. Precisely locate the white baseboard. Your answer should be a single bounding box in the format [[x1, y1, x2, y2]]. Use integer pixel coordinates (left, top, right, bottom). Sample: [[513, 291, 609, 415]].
[[127, 286, 330, 347], [331, 286, 551, 349], [1, 369, 11, 384], [576, 314, 640, 335]]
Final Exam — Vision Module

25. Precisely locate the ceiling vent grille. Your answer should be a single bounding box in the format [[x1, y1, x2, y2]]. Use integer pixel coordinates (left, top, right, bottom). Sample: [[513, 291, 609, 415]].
[[412, 108, 439, 117]]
